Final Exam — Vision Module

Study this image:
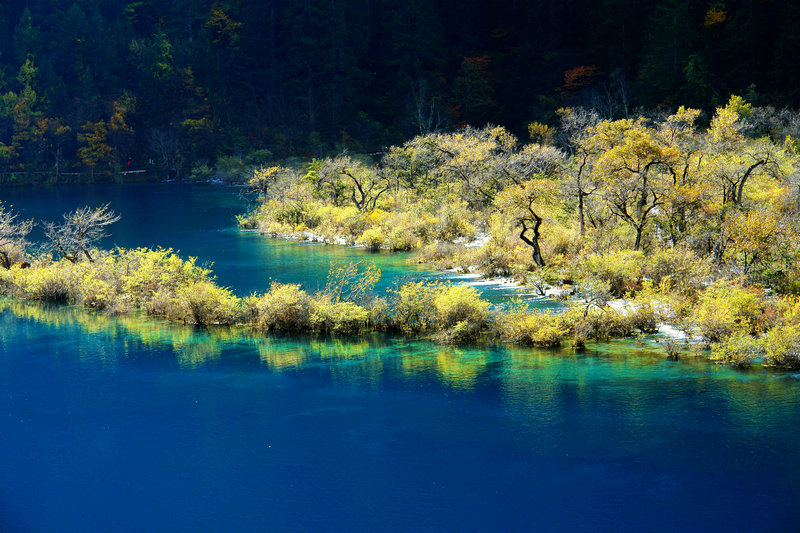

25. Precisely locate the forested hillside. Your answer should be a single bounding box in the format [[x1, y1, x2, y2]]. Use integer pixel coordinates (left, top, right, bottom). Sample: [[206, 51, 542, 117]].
[[2, 0, 800, 180]]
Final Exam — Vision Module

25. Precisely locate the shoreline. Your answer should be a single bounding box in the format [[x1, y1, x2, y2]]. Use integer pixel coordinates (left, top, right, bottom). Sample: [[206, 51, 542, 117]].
[[244, 230, 700, 344]]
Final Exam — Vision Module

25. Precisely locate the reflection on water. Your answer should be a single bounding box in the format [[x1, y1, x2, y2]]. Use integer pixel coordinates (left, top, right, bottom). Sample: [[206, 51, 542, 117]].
[[2, 298, 800, 532], [3, 297, 797, 401]]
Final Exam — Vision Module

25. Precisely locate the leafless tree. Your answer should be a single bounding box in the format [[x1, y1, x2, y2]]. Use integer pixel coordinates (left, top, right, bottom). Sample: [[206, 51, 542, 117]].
[[148, 128, 183, 179], [409, 79, 443, 135], [558, 108, 602, 235], [315, 154, 391, 211], [0, 202, 33, 269], [43, 204, 121, 263]]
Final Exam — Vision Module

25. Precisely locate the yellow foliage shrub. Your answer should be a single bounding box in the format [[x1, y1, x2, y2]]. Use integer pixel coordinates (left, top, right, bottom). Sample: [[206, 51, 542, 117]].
[[390, 281, 489, 342], [689, 281, 762, 343], [119, 248, 211, 306], [310, 298, 368, 334], [172, 280, 241, 325], [710, 332, 759, 368], [390, 281, 439, 333], [580, 250, 645, 297], [498, 306, 567, 347], [1, 261, 76, 302], [365, 209, 389, 226], [643, 247, 710, 294], [433, 284, 489, 336], [358, 227, 385, 251], [251, 282, 313, 332], [760, 325, 800, 370]]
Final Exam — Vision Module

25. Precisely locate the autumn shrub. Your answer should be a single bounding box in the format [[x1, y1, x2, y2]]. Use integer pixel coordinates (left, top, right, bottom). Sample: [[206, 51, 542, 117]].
[[338, 206, 368, 237], [358, 227, 386, 251], [416, 242, 464, 270], [273, 200, 309, 227], [468, 243, 516, 278], [579, 250, 645, 297], [390, 281, 440, 333], [236, 213, 258, 229], [76, 265, 118, 310], [606, 309, 637, 337], [760, 325, 800, 370], [630, 280, 693, 324], [773, 262, 800, 295], [498, 305, 567, 347], [710, 332, 760, 368], [544, 224, 581, 259], [144, 288, 176, 317], [435, 200, 477, 242], [662, 339, 684, 360], [314, 261, 378, 333], [389, 279, 490, 340], [574, 279, 613, 316], [643, 247, 710, 294], [323, 262, 381, 306], [250, 282, 313, 332], [387, 225, 419, 251], [433, 284, 490, 343], [407, 211, 440, 243], [172, 280, 241, 325], [0, 261, 76, 302], [119, 248, 211, 307], [365, 296, 390, 329], [0, 240, 28, 268], [526, 266, 560, 296], [689, 281, 762, 344], [310, 298, 369, 334], [0, 248, 235, 320], [571, 307, 639, 343], [628, 303, 660, 334]]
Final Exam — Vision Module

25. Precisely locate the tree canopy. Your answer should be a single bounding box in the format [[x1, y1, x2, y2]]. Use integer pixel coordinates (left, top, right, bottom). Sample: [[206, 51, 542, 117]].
[[1, 1, 800, 181]]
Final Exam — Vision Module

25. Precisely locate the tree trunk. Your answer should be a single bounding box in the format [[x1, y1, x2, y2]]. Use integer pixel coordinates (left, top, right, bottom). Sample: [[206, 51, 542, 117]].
[[520, 216, 545, 267], [736, 159, 766, 205], [633, 224, 643, 251]]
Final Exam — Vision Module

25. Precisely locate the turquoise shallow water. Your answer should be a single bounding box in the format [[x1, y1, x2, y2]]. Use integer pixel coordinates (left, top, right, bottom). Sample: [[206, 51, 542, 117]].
[[0, 184, 799, 532]]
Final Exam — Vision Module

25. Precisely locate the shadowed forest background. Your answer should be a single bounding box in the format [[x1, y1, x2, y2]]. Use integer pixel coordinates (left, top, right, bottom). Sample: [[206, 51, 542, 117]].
[[1, 0, 800, 180]]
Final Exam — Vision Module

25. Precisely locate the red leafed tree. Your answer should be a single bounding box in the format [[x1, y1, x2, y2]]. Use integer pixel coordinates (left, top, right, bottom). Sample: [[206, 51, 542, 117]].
[[563, 65, 602, 92]]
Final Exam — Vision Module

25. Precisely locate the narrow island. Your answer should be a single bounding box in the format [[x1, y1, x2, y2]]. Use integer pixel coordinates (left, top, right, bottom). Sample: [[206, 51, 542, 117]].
[[4, 98, 800, 370]]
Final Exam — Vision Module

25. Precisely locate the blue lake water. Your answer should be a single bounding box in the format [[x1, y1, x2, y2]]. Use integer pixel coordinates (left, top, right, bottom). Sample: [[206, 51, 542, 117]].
[[0, 184, 799, 532]]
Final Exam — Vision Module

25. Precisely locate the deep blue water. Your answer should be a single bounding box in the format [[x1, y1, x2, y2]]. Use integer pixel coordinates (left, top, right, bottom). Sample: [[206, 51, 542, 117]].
[[0, 184, 799, 532]]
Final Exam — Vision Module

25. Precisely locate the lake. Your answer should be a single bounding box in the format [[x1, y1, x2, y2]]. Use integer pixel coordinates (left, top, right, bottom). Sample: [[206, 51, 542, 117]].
[[0, 183, 799, 532]]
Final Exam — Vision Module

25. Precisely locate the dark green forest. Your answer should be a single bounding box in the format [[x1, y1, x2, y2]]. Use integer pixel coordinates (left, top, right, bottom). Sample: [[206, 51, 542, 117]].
[[2, 0, 800, 181]]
